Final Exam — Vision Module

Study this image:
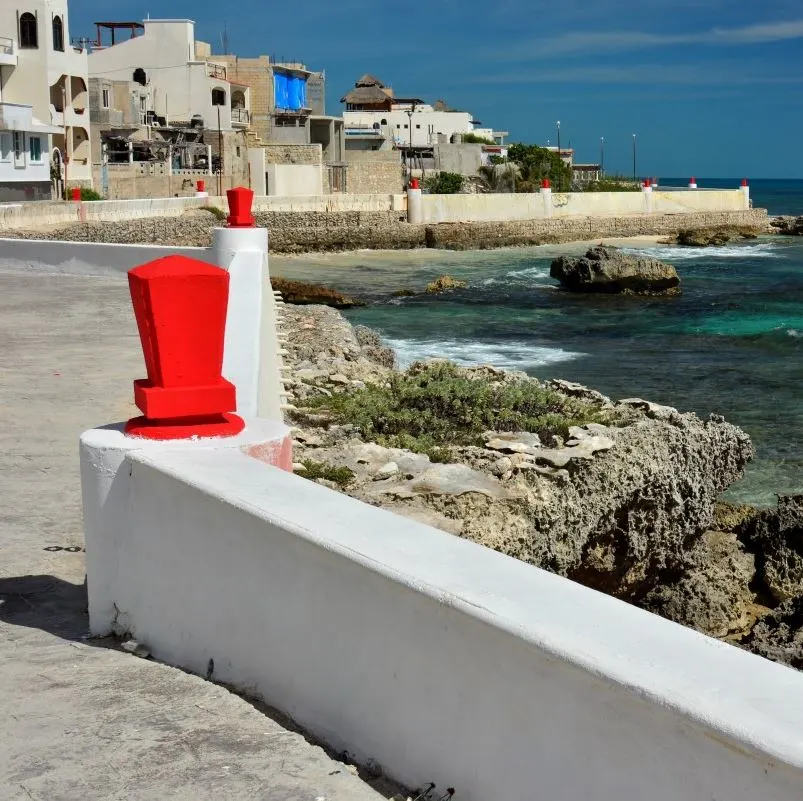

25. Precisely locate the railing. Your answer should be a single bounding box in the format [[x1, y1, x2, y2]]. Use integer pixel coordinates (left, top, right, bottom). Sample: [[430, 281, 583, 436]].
[[231, 107, 250, 124], [0, 36, 14, 55], [207, 63, 227, 79]]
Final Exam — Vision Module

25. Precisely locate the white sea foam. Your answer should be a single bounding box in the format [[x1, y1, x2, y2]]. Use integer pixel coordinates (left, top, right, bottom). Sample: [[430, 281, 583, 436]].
[[481, 266, 551, 286], [385, 337, 584, 370], [623, 243, 780, 261]]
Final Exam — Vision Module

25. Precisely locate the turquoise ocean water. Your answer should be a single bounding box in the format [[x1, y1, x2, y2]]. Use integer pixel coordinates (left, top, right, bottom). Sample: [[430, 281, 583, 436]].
[[274, 179, 803, 506]]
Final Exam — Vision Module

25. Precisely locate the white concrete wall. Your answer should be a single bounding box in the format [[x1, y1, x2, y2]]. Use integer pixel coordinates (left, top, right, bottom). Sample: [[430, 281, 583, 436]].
[[421, 189, 748, 223], [0, 237, 214, 274], [266, 163, 323, 196], [0, 125, 50, 185], [84, 443, 803, 801], [344, 109, 475, 147]]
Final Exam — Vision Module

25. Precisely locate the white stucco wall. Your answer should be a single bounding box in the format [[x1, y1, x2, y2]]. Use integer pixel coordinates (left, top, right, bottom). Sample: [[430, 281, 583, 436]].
[[265, 163, 324, 196], [82, 442, 803, 801], [421, 189, 748, 223], [344, 109, 474, 148]]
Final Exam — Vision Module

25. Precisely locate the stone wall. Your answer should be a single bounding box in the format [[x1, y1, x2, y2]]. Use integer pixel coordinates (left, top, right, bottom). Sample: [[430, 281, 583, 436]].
[[91, 169, 244, 200], [345, 151, 404, 194], [263, 144, 322, 165], [6, 207, 768, 254]]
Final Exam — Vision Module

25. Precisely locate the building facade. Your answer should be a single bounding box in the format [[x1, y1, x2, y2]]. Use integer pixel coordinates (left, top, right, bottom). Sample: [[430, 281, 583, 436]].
[[341, 75, 507, 152], [0, 0, 91, 198]]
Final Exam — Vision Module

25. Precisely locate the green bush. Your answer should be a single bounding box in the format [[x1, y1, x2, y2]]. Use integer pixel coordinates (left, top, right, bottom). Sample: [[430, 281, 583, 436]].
[[581, 176, 640, 192], [199, 205, 227, 220], [73, 187, 103, 201], [297, 459, 355, 487], [423, 172, 464, 194], [506, 143, 573, 193], [305, 361, 618, 456], [461, 133, 495, 145]]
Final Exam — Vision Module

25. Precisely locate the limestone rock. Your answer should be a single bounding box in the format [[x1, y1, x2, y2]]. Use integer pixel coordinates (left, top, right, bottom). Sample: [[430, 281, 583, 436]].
[[549, 246, 680, 296], [374, 461, 399, 479], [676, 228, 731, 246], [425, 275, 467, 294], [744, 596, 803, 669], [770, 216, 803, 236], [737, 495, 803, 603], [642, 529, 756, 637], [271, 277, 364, 308], [378, 463, 509, 500], [549, 380, 614, 408]]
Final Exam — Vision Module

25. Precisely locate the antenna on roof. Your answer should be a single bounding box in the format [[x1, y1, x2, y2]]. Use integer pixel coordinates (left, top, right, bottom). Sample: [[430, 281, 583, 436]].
[[221, 24, 229, 55]]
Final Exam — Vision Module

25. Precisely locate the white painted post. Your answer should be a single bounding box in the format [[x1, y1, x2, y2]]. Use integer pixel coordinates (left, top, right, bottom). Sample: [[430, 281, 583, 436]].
[[688, 177, 698, 189], [127, 140, 134, 165], [642, 179, 653, 213], [211, 187, 284, 421], [407, 178, 423, 224], [206, 145, 213, 175], [740, 178, 750, 208], [540, 178, 553, 218]]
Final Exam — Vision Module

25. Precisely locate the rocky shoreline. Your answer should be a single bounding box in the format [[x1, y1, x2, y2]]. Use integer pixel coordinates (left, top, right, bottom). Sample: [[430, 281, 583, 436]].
[[279, 301, 803, 669], [6, 207, 769, 253]]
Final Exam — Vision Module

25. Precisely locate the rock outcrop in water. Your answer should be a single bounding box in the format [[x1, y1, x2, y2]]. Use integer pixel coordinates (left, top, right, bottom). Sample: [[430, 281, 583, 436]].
[[770, 216, 803, 236], [550, 246, 680, 295], [272, 277, 363, 309]]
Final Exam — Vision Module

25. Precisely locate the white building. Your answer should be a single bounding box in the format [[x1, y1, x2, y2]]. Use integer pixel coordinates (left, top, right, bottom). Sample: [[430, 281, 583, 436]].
[[0, 0, 90, 199], [88, 19, 251, 134], [341, 75, 507, 152]]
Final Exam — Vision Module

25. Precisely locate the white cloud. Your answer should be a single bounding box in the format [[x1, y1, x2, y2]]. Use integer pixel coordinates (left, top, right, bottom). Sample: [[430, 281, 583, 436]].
[[488, 18, 803, 59]]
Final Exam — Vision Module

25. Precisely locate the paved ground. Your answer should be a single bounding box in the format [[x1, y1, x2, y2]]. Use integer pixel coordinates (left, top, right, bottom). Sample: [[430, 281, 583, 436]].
[[0, 267, 397, 801]]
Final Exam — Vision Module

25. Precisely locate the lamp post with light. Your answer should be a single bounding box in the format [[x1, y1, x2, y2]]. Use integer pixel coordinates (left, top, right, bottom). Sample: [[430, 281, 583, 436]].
[[632, 133, 637, 185], [556, 120, 561, 190]]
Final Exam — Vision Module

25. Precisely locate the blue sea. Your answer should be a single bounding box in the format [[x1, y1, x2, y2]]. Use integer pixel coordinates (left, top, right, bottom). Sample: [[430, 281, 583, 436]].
[[273, 179, 803, 506]]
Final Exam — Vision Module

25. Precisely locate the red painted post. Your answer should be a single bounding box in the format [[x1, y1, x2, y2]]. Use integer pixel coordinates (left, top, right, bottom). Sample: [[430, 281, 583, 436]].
[[409, 177, 419, 190], [197, 179, 205, 193], [541, 178, 551, 189], [226, 186, 255, 227], [741, 178, 748, 187], [70, 187, 81, 202], [124, 254, 245, 440]]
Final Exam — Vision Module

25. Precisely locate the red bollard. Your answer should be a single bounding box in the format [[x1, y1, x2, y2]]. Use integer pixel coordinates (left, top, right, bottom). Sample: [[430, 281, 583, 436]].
[[124, 254, 245, 440], [226, 186, 255, 228], [541, 178, 551, 189], [197, 179, 206, 193], [70, 187, 81, 202], [409, 178, 420, 190]]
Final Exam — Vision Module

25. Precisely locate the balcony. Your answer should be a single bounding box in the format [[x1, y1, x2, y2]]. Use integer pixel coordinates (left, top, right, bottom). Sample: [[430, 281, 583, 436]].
[[231, 107, 250, 126], [0, 36, 16, 66], [207, 63, 227, 80], [50, 104, 64, 126]]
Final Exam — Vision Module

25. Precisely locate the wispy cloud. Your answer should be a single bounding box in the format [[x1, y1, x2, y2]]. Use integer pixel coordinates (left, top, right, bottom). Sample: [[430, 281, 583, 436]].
[[469, 63, 803, 86], [488, 19, 803, 59]]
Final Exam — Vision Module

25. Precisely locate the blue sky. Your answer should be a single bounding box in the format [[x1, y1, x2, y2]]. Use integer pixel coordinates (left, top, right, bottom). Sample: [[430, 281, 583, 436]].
[[71, 0, 803, 178]]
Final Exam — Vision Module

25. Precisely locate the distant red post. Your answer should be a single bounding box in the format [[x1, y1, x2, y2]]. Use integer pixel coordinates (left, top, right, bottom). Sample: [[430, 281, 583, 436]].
[[409, 177, 419, 190], [226, 186, 255, 227], [124, 255, 245, 440], [70, 187, 81, 202], [541, 178, 551, 189]]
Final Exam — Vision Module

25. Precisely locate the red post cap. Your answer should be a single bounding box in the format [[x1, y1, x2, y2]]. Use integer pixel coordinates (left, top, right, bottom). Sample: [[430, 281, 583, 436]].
[[197, 179, 206, 192], [541, 178, 551, 189], [741, 178, 748, 187], [226, 186, 255, 227], [70, 187, 81, 202], [690, 177, 696, 183], [124, 254, 244, 440], [409, 178, 419, 190]]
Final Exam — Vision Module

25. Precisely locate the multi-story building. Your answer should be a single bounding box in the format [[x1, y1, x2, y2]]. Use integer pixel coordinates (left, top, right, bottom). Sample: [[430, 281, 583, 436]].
[[341, 75, 507, 152], [0, 0, 91, 199], [88, 19, 251, 134]]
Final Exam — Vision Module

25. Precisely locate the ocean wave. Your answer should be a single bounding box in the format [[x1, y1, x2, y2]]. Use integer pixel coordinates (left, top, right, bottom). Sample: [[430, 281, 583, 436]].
[[623, 243, 781, 261], [385, 337, 584, 370], [481, 266, 551, 286]]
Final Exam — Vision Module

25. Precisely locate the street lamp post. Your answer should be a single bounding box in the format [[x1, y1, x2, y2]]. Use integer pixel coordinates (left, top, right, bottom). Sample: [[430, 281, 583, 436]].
[[556, 120, 561, 190], [632, 133, 637, 185], [600, 136, 604, 177]]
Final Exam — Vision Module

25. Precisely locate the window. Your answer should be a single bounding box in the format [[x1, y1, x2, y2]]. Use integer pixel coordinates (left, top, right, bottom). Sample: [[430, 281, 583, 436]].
[[0, 134, 10, 162], [211, 88, 226, 106], [13, 132, 25, 166], [102, 88, 110, 109], [29, 136, 42, 162], [133, 68, 146, 86], [19, 12, 38, 48], [52, 15, 63, 51], [396, 124, 400, 129], [139, 95, 147, 111], [235, 146, 241, 157], [380, 118, 387, 125], [403, 124, 408, 129], [416, 124, 421, 129]]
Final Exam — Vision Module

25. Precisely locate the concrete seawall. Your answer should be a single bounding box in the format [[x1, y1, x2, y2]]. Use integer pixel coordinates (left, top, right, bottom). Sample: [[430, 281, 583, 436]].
[[5, 208, 768, 254]]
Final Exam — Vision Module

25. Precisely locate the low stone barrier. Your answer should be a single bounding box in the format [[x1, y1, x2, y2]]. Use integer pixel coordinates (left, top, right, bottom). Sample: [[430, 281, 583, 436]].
[[81, 438, 803, 801]]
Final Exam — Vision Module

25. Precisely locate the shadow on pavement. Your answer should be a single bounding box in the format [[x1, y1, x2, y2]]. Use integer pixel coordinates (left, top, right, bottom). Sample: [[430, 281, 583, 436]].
[[0, 574, 88, 641]]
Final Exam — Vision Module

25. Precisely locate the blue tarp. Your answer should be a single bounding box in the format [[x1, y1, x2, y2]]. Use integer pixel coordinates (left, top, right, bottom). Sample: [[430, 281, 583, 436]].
[[274, 73, 307, 111]]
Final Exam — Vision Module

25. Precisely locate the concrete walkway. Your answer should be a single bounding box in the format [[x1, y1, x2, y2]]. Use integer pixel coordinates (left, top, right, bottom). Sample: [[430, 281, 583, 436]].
[[0, 268, 396, 801]]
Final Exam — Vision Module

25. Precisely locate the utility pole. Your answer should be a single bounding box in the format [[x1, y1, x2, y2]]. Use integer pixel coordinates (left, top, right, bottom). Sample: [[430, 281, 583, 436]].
[[632, 133, 637, 184], [600, 136, 604, 177], [62, 84, 68, 198], [556, 120, 561, 190], [217, 104, 223, 196]]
